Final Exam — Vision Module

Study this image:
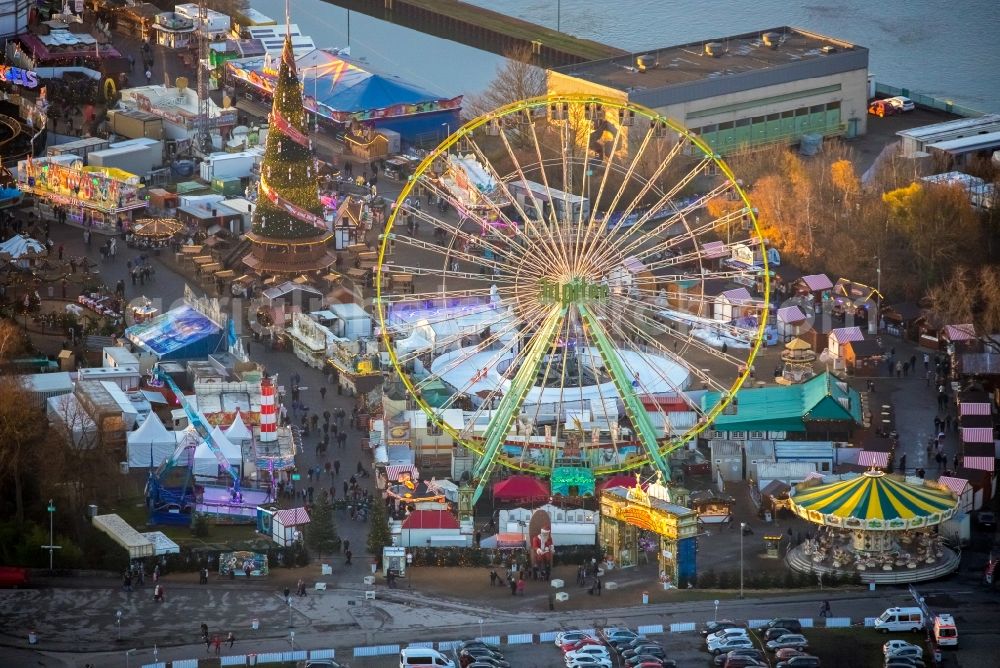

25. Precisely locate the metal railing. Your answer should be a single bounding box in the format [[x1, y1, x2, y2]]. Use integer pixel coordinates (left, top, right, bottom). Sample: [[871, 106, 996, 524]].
[[874, 82, 985, 118]]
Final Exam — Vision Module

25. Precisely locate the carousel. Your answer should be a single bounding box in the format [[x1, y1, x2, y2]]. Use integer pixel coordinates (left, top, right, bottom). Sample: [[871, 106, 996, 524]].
[[129, 218, 184, 249], [130, 296, 159, 324], [785, 469, 960, 583]]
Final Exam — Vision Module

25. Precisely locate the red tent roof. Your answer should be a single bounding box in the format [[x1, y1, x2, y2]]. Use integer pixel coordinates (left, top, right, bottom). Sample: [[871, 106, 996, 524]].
[[401, 510, 460, 530], [597, 475, 649, 493], [492, 475, 549, 501]]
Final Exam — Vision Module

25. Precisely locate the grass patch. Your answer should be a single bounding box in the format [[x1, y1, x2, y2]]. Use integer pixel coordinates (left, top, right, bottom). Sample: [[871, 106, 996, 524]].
[[107, 495, 261, 549]]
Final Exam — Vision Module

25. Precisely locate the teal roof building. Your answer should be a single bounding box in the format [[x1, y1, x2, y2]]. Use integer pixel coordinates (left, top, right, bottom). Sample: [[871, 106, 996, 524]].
[[702, 372, 863, 434]]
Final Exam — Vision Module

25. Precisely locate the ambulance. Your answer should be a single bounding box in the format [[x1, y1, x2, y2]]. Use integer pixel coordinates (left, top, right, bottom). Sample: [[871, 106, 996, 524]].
[[933, 613, 958, 646]]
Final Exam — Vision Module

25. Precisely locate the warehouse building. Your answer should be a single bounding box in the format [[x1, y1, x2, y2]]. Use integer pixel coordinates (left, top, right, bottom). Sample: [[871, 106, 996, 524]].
[[548, 27, 869, 154]]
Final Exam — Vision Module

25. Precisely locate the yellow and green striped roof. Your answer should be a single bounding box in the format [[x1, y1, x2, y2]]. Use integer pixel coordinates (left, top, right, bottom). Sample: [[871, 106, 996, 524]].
[[790, 471, 958, 530]]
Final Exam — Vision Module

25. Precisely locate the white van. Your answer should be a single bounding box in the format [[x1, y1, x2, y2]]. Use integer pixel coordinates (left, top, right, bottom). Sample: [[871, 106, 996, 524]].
[[874, 606, 925, 633], [399, 647, 455, 668], [933, 613, 958, 646]]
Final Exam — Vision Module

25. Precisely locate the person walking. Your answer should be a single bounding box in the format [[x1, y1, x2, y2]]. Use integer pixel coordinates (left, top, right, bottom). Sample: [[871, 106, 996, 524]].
[[319, 386, 327, 401], [226, 632, 235, 648], [145, 69, 152, 84], [820, 600, 831, 617], [344, 549, 352, 565], [212, 635, 221, 656]]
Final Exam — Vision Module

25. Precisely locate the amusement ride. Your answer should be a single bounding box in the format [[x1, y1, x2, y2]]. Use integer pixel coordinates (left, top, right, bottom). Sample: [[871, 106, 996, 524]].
[[376, 95, 771, 503]]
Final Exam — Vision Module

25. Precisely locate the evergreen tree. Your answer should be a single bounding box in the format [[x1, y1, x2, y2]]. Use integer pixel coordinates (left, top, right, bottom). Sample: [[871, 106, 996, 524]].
[[367, 497, 392, 564], [251, 34, 326, 240], [306, 495, 339, 558]]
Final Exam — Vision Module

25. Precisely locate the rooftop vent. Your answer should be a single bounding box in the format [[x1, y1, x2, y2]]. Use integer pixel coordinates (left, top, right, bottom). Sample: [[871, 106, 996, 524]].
[[704, 42, 723, 58], [636, 54, 657, 71], [821, 45, 837, 54], [762, 32, 781, 48]]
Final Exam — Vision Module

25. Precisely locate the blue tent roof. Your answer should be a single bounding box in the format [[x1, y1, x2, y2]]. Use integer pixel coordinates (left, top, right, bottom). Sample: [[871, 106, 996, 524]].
[[235, 49, 447, 113]]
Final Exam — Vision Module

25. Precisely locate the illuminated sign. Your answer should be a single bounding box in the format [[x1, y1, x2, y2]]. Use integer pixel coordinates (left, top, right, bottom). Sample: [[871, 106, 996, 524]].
[[0, 65, 39, 89]]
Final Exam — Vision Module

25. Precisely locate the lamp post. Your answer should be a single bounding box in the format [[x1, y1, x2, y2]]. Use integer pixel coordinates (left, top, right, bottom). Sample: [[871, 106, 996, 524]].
[[287, 595, 293, 628], [125, 648, 136, 668], [116, 610, 123, 641], [557, 0, 561, 32], [874, 255, 882, 334], [739, 523, 746, 599], [42, 499, 60, 572], [441, 122, 451, 146], [713, 598, 720, 622]]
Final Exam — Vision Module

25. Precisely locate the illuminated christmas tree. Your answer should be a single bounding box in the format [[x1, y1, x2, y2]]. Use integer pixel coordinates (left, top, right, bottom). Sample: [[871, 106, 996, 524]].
[[244, 32, 334, 273]]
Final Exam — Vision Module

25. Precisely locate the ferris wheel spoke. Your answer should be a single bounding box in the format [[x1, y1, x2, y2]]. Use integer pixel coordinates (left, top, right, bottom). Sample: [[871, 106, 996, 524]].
[[520, 119, 578, 269], [377, 286, 508, 305], [386, 231, 519, 278], [583, 122, 656, 245], [464, 135, 568, 270], [585, 140, 698, 269], [592, 177, 734, 272], [416, 304, 549, 400], [378, 263, 522, 285], [636, 233, 760, 272], [625, 286, 768, 313], [394, 200, 530, 272], [393, 307, 525, 368], [576, 121, 626, 271], [608, 298, 746, 374], [587, 300, 707, 414]]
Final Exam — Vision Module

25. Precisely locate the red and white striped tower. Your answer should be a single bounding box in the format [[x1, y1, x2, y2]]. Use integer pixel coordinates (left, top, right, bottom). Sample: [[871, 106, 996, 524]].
[[259, 377, 277, 443]]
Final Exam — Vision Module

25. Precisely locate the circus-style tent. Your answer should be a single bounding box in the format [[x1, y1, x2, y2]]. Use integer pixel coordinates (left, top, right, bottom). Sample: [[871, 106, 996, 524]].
[[127, 413, 175, 468], [492, 475, 549, 503], [790, 470, 958, 530]]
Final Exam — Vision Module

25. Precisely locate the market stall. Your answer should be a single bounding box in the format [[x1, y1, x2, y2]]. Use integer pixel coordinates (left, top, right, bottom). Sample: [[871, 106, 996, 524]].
[[18, 157, 147, 234]]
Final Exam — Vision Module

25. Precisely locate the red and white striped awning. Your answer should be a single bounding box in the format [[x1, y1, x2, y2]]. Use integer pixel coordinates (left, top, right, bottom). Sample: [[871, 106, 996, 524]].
[[777, 305, 807, 323], [857, 450, 890, 468], [963, 456, 995, 472], [801, 274, 833, 292], [937, 476, 971, 495], [960, 402, 992, 416], [961, 427, 995, 443], [944, 323, 976, 341], [701, 240, 728, 259], [830, 326, 865, 344], [273, 507, 311, 526], [385, 464, 418, 482]]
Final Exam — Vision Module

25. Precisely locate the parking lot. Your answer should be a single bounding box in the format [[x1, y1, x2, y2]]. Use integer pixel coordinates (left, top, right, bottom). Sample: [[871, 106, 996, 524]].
[[348, 624, 936, 668]]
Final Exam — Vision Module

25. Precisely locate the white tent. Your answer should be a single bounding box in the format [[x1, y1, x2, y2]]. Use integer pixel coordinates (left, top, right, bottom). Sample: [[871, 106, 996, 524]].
[[224, 410, 253, 443], [127, 413, 176, 468], [193, 426, 243, 477], [0, 234, 46, 267]]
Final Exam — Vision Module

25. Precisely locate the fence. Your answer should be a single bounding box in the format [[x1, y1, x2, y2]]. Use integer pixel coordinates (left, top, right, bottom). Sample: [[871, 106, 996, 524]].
[[874, 83, 984, 118]]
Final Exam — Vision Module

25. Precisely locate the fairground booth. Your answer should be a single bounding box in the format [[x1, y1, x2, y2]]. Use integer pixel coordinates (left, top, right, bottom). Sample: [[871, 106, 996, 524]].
[[599, 477, 698, 586], [17, 156, 147, 234], [125, 301, 224, 361], [225, 48, 461, 142]]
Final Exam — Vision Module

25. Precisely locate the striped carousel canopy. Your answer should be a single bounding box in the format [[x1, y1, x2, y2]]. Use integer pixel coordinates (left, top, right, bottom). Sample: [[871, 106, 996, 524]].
[[789, 470, 958, 531]]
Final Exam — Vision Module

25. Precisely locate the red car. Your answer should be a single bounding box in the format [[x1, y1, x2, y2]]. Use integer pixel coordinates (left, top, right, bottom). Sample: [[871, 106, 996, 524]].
[[0, 567, 29, 588], [561, 637, 603, 653], [775, 648, 806, 661]]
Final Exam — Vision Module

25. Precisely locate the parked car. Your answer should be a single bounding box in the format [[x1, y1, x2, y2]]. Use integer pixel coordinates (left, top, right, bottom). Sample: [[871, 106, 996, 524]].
[[707, 630, 751, 648], [976, 510, 996, 529], [565, 656, 612, 668], [603, 629, 639, 643], [703, 620, 748, 637], [886, 646, 925, 661], [459, 652, 508, 668], [463, 659, 509, 668], [565, 647, 611, 663], [767, 619, 804, 634], [625, 655, 666, 667], [715, 648, 767, 666], [883, 641, 922, 657], [777, 656, 821, 668], [460, 641, 501, 652], [724, 657, 768, 668], [556, 631, 595, 646], [885, 659, 925, 668], [886, 96, 915, 112], [764, 627, 795, 642], [775, 648, 807, 661], [766, 634, 809, 652], [623, 646, 666, 661], [561, 638, 604, 653], [709, 638, 756, 656], [868, 100, 897, 117], [611, 636, 649, 651]]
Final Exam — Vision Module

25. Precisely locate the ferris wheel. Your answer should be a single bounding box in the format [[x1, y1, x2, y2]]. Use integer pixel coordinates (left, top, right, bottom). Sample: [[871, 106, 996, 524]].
[[375, 95, 769, 502]]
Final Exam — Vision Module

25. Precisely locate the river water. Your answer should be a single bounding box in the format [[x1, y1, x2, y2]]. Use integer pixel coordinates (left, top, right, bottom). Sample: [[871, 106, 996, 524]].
[[255, 0, 999, 112]]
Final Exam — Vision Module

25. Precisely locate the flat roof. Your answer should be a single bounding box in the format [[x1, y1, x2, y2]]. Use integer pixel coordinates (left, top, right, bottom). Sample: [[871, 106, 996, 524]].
[[897, 114, 1000, 141], [551, 26, 863, 92], [928, 130, 1000, 153]]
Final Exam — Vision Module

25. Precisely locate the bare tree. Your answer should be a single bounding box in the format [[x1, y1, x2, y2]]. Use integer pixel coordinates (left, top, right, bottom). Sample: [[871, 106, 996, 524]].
[[0, 378, 47, 524], [466, 45, 547, 118]]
